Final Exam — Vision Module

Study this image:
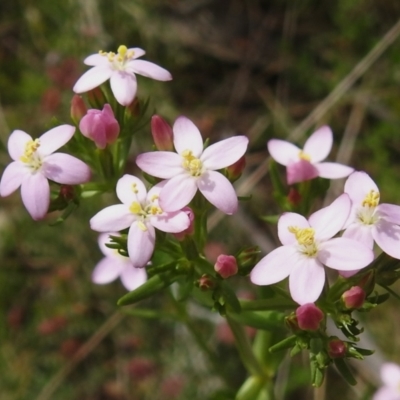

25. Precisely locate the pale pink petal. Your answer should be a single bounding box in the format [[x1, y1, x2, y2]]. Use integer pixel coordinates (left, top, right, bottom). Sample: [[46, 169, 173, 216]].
[[201, 136, 249, 170], [378, 203, 400, 225], [303, 126, 333, 163], [43, 153, 91, 184], [314, 162, 354, 179], [286, 160, 319, 184], [130, 47, 146, 59], [136, 151, 183, 179], [317, 238, 374, 270], [98, 232, 121, 257], [84, 53, 110, 66], [150, 210, 190, 233], [278, 212, 309, 245], [8, 130, 32, 160], [110, 71, 137, 106], [92, 257, 125, 284], [339, 269, 360, 278], [197, 171, 238, 215], [120, 264, 147, 291], [146, 181, 165, 200], [267, 139, 300, 166], [289, 258, 325, 305], [309, 193, 350, 241], [73, 66, 113, 93], [159, 174, 198, 212], [372, 220, 400, 259], [344, 171, 379, 205], [0, 162, 27, 196], [250, 245, 297, 285], [173, 116, 203, 157], [381, 363, 400, 388], [20, 173, 50, 220], [342, 223, 374, 249], [373, 387, 400, 400], [90, 204, 135, 232], [129, 60, 172, 81], [116, 175, 147, 205], [127, 222, 155, 268], [39, 125, 76, 155]]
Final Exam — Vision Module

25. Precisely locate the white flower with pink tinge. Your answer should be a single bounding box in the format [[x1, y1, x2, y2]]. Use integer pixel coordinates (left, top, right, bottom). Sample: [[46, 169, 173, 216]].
[[373, 363, 400, 400], [92, 233, 147, 291], [73, 45, 172, 106], [136, 116, 249, 215], [250, 194, 374, 305], [0, 125, 91, 220], [343, 171, 400, 259], [268, 126, 354, 185], [90, 175, 190, 268]]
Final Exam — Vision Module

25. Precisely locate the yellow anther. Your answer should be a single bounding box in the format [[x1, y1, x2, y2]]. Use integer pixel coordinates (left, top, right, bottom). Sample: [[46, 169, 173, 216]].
[[362, 190, 380, 208], [118, 45, 127, 57], [130, 201, 142, 214], [181, 149, 203, 176], [132, 183, 138, 194], [99, 45, 134, 66], [299, 150, 311, 162], [149, 205, 162, 215], [20, 139, 40, 163], [150, 194, 159, 202], [137, 221, 147, 231], [288, 226, 315, 246]]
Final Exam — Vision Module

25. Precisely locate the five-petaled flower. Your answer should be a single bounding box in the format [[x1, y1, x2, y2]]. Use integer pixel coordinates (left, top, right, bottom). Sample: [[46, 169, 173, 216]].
[[92, 233, 147, 291], [250, 194, 374, 305], [268, 126, 354, 185], [73, 45, 172, 106], [0, 125, 91, 220], [373, 362, 400, 400], [90, 175, 190, 268], [343, 171, 400, 259], [136, 116, 249, 215]]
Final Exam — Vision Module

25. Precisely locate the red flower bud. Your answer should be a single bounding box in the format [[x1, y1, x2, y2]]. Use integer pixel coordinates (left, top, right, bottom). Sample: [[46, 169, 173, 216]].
[[328, 338, 347, 358], [214, 255, 238, 278], [70, 94, 87, 124], [151, 115, 174, 151], [296, 303, 324, 331], [226, 155, 246, 182], [342, 286, 366, 309]]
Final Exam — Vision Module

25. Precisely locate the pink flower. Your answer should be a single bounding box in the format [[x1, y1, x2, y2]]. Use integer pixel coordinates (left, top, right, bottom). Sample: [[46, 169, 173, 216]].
[[214, 254, 238, 278], [343, 171, 400, 259], [0, 125, 91, 220], [90, 175, 190, 268], [250, 194, 374, 305], [268, 126, 354, 185], [73, 45, 172, 106], [136, 116, 249, 215], [79, 104, 120, 149], [92, 233, 147, 291], [374, 363, 400, 400], [295, 303, 323, 331]]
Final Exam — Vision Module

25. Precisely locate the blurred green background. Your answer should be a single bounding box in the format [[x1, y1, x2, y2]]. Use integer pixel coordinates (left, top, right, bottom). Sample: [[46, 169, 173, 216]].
[[1, 1, 400, 399]]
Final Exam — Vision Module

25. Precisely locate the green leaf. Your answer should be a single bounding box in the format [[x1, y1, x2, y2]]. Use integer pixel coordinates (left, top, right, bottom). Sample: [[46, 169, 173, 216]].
[[333, 358, 357, 386], [268, 335, 297, 353], [228, 310, 284, 331], [220, 281, 241, 313]]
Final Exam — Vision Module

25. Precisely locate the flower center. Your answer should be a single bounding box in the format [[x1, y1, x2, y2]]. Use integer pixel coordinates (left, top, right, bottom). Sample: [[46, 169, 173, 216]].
[[362, 190, 380, 208], [298, 150, 311, 162], [181, 150, 203, 177], [129, 195, 163, 231], [19, 139, 43, 171], [357, 190, 380, 225], [288, 226, 318, 257], [99, 45, 135, 70]]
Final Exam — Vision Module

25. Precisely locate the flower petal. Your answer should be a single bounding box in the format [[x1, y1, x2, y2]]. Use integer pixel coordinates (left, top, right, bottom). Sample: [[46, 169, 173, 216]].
[[372, 220, 400, 259], [110, 70, 137, 106], [267, 139, 300, 166], [21, 173, 50, 220], [116, 175, 147, 205], [315, 162, 354, 179], [289, 258, 325, 305], [372, 387, 400, 400], [90, 204, 135, 232], [150, 210, 190, 233], [303, 126, 333, 163], [98, 232, 121, 257], [173, 116, 203, 157], [381, 363, 400, 388], [309, 193, 351, 241], [159, 174, 198, 212], [39, 125, 76, 156], [377, 203, 400, 225], [342, 223, 374, 249], [136, 151, 183, 179], [43, 153, 91, 184], [130, 47, 146, 59], [129, 59, 172, 81], [318, 238, 374, 270], [84, 53, 110, 66], [197, 171, 238, 215], [345, 171, 379, 203], [73, 66, 113, 93], [120, 264, 147, 291], [201, 136, 249, 170], [250, 245, 297, 285], [8, 130, 32, 160], [128, 222, 155, 268], [0, 162, 27, 196], [286, 160, 319, 184], [278, 212, 309, 245], [92, 257, 125, 284]]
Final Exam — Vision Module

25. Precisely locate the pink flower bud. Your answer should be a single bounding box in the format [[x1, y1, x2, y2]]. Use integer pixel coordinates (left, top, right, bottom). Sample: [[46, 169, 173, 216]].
[[151, 115, 174, 151], [79, 104, 120, 149], [287, 187, 302, 206], [295, 303, 324, 331], [226, 155, 246, 182], [214, 255, 238, 279], [342, 286, 366, 309], [70, 94, 87, 125], [328, 338, 347, 358], [197, 274, 214, 290], [87, 87, 107, 108], [172, 207, 194, 241]]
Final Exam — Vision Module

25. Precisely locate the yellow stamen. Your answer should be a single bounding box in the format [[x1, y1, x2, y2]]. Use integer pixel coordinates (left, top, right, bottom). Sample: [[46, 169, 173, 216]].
[[150, 194, 159, 202], [132, 183, 139, 194], [20, 139, 41, 164], [130, 201, 142, 214], [362, 190, 380, 208], [181, 149, 203, 177], [99, 45, 135, 65], [137, 221, 147, 231], [288, 226, 315, 246], [299, 150, 311, 162]]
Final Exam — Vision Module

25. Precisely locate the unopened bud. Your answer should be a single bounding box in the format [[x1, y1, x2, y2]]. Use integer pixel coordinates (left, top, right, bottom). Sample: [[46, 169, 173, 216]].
[[87, 87, 107, 108], [126, 98, 140, 117], [328, 338, 347, 358], [226, 156, 246, 182], [70, 95, 87, 125], [287, 187, 301, 206], [60, 185, 75, 202], [151, 115, 174, 151], [172, 207, 194, 241], [214, 255, 238, 279], [342, 286, 366, 309], [237, 246, 260, 272], [197, 274, 214, 291], [296, 303, 324, 331]]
